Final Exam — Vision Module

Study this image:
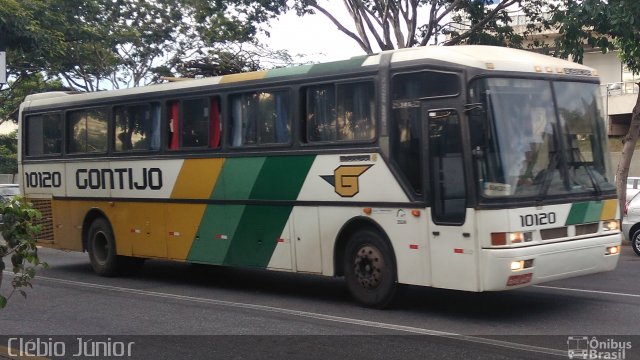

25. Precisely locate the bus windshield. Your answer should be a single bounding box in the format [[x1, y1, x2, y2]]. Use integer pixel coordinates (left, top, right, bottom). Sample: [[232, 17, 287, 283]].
[[469, 78, 615, 199]]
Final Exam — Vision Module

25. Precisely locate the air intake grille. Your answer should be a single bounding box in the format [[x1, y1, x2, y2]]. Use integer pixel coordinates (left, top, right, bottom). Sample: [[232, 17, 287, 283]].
[[29, 198, 55, 243], [575, 223, 599, 236], [540, 227, 568, 240]]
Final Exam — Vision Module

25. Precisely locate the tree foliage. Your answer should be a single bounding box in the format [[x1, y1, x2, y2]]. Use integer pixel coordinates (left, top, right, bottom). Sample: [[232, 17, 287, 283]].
[[0, 196, 45, 309], [0, 0, 288, 90], [0, 131, 18, 174], [553, 0, 640, 203], [292, 0, 554, 54], [0, 0, 291, 124]]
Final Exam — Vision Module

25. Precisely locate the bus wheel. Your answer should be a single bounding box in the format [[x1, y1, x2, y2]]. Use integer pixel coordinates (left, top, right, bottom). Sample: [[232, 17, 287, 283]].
[[87, 218, 122, 277], [632, 230, 640, 256], [344, 229, 397, 308]]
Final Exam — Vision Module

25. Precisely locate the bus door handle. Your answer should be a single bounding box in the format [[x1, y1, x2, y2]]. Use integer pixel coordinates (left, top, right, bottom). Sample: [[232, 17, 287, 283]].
[[432, 231, 440, 236]]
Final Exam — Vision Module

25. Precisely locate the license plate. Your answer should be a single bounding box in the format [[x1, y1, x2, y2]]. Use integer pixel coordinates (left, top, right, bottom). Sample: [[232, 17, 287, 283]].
[[506, 273, 533, 286]]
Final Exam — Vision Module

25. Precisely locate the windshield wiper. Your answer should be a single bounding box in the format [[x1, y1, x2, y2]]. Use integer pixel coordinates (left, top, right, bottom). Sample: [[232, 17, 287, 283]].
[[571, 146, 602, 196]]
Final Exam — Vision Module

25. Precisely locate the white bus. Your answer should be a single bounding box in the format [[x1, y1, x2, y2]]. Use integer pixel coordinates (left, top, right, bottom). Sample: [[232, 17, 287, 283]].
[[19, 45, 621, 307]]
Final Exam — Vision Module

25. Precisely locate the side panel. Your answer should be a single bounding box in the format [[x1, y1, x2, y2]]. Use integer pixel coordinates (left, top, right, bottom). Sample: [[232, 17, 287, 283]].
[[292, 207, 322, 273], [27, 154, 431, 286]]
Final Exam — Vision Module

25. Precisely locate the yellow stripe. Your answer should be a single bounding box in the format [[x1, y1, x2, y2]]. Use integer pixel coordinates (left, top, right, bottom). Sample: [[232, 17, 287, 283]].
[[219, 71, 267, 84], [171, 158, 224, 199], [600, 199, 618, 220]]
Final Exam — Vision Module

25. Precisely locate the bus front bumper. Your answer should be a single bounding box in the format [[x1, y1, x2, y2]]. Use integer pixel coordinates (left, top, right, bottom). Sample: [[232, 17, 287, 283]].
[[480, 233, 622, 291]]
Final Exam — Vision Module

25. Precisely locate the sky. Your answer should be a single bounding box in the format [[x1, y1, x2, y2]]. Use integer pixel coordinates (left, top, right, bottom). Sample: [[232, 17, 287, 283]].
[[260, 3, 367, 63]]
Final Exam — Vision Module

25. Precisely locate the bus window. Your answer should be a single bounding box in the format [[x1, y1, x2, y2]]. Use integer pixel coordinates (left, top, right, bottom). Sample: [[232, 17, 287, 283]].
[[230, 91, 290, 147], [67, 108, 108, 154], [182, 98, 210, 148], [26, 113, 63, 156], [167, 101, 180, 150], [210, 98, 221, 148], [306, 82, 375, 142], [167, 97, 220, 150], [114, 103, 161, 152]]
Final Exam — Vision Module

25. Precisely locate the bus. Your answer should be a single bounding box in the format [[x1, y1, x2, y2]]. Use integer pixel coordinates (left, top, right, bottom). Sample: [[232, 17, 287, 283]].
[[19, 45, 622, 308]]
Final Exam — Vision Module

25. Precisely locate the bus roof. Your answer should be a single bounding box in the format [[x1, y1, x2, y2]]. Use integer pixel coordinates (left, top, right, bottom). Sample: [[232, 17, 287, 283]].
[[23, 45, 595, 109]]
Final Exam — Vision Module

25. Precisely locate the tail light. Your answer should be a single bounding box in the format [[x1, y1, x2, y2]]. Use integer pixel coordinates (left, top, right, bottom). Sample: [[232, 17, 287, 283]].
[[624, 201, 630, 216]]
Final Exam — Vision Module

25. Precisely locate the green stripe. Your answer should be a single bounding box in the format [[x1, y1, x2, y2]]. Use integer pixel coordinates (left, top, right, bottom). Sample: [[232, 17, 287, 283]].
[[565, 201, 604, 225], [265, 64, 313, 78], [223, 155, 315, 267], [186, 205, 243, 264], [187, 155, 315, 267], [307, 56, 369, 75], [212, 157, 265, 200], [188, 157, 266, 263], [583, 201, 604, 223]]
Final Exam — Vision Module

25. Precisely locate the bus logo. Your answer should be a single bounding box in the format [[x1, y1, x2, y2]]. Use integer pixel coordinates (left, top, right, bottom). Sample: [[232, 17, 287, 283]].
[[321, 165, 372, 197], [567, 336, 589, 359]]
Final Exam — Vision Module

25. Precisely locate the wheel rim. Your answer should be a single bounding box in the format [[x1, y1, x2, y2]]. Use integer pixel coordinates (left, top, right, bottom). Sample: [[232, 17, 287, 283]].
[[93, 231, 109, 264], [353, 244, 385, 289], [634, 235, 640, 254]]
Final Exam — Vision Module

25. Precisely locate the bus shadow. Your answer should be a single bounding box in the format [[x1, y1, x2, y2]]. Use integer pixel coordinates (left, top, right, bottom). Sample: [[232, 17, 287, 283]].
[[45, 255, 583, 321]]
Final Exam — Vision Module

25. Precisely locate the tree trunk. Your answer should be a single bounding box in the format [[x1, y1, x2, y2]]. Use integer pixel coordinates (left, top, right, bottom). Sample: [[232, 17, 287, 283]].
[[615, 87, 640, 215]]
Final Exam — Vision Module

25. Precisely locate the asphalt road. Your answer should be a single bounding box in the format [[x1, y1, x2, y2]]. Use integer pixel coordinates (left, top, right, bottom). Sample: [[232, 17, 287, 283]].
[[1, 243, 639, 359]]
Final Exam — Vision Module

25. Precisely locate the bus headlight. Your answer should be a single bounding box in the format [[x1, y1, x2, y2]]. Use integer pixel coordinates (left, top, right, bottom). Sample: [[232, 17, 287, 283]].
[[510, 259, 534, 271], [602, 220, 619, 232], [605, 246, 620, 255]]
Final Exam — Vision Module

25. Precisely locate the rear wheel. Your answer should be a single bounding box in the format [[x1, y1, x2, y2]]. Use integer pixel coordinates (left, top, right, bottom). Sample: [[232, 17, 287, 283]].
[[343, 229, 397, 308], [632, 229, 640, 256], [88, 218, 143, 276]]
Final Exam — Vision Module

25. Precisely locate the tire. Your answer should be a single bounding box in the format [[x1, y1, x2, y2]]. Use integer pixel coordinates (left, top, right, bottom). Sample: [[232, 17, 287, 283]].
[[343, 229, 397, 308], [87, 218, 125, 276], [632, 229, 640, 256]]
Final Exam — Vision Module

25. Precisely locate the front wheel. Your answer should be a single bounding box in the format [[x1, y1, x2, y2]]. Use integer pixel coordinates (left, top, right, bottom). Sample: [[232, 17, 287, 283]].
[[343, 229, 397, 308], [632, 229, 640, 256]]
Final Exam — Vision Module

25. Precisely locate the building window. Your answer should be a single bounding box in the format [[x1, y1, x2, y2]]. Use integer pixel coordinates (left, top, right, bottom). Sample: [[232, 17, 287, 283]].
[[26, 113, 63, 156], [67, 108, 108, 154]]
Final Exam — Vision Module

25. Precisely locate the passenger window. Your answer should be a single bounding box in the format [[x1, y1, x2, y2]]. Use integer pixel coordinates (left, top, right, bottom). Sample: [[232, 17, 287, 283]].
[[114, 103, 161, 152], [182, 98, 210, 148], [230, 91, 290, 147], [26, 113, 63, 156], [167, 97, 220, 150], [306, 81, 375, 142], [67, 108, 108, 153]]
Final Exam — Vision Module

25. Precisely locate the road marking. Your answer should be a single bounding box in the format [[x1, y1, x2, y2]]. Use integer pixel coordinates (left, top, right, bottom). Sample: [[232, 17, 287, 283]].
[[24, 274, 566, 357], [533, 284, 640, 298]]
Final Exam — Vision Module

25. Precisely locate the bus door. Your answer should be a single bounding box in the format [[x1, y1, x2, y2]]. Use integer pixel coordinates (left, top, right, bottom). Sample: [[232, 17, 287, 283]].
[[423, 102, 479, 291]]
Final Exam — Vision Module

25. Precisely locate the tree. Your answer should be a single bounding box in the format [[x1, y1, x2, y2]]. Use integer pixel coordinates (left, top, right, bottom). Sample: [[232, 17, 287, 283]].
[[0, 0, 290, 124], [553, 0, 640, 204], [0, 196, 45, 309], [0, 0, 288, 91], [292, 0, 554, 54], [0, 131, 18, 175]]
